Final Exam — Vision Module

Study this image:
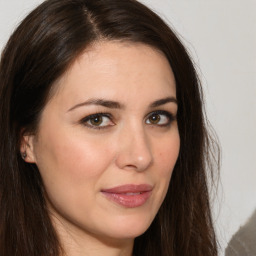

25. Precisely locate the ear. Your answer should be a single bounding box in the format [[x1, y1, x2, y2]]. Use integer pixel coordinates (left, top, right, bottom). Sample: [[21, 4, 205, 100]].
[[20, 134, 37, 163]]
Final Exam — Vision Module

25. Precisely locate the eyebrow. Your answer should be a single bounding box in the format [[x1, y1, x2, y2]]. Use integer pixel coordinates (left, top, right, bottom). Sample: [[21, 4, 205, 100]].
[[149, 97, 177, 108], [67, 98, 124, 112], [67, 96, 177, 112]]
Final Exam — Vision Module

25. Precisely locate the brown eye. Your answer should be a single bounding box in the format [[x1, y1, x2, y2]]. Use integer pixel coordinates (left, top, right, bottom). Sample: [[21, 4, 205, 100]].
[[146, 111, 173, 126], [81, 113, 115, 129], [89, 115, 103, 126], [148, 114, 161, 124]]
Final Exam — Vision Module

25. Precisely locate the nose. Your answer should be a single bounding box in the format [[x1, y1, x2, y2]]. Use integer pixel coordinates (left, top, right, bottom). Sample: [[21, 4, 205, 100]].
[[115, 125, 153, 172]]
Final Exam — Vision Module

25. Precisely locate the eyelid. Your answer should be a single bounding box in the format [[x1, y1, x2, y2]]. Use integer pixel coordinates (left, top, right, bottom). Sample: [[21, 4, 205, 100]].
[[145, 110, 176, 126], [79, 112, 115, 130]]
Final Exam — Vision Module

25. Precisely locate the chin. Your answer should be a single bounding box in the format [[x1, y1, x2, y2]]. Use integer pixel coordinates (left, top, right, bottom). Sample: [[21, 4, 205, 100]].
[[102, 213, 154, 240]]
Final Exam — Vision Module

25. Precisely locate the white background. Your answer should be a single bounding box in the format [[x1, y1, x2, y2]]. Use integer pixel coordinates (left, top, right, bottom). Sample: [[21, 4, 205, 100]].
[[0, 0, 255, 255]]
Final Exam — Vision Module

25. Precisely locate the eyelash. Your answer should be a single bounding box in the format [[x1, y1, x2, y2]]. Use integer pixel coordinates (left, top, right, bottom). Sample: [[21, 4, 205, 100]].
[[146, 110, 175, 127], [79, 110, 176, 130], [80, 112, 113, 130]]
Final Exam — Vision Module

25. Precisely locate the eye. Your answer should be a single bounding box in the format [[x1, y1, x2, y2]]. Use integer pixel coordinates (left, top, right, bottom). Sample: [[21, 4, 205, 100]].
[[80, 113, 114, 129], [145, 110, 174, 126]]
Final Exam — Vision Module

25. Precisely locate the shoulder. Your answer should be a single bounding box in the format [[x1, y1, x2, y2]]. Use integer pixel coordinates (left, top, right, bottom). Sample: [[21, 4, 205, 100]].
[[225, 210, 256, 256]]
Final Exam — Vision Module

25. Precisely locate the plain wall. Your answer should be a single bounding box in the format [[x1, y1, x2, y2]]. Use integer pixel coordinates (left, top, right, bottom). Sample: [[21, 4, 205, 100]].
[[1, 0, 255, 255]]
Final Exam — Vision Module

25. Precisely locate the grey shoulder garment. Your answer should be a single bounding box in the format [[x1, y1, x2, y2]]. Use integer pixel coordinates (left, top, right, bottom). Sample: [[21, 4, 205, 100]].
[[225, 209, 256, 256]]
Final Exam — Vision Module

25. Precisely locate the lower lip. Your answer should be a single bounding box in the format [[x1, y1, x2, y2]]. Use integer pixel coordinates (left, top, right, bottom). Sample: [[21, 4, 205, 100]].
[[101, 191, 152, 208]]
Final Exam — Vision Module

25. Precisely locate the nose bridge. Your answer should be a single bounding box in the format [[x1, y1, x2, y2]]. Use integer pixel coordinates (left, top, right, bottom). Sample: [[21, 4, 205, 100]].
[[115, 120, 153, 171]]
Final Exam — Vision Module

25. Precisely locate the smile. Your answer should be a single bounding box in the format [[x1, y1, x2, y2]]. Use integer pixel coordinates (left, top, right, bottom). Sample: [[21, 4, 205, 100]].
[[101, 184, 153, 208]]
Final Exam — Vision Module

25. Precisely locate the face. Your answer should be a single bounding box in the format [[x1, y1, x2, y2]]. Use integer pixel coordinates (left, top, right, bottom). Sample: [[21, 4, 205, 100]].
[[24, 42, 180, 243]]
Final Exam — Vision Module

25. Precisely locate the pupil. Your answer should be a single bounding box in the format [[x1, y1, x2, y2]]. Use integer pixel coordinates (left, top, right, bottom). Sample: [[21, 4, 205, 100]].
[[91, 116, 102, 125]]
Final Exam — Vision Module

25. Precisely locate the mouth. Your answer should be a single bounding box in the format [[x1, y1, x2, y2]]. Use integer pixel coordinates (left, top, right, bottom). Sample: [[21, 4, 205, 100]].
[[101, 184, 153, 208]]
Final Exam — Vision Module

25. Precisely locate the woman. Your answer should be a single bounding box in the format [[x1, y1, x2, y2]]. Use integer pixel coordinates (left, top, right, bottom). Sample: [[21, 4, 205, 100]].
[[0, 0, 219, 255]]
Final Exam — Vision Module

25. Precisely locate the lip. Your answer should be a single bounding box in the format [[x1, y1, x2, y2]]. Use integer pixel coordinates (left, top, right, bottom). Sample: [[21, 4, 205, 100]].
[[101, 184, 153, 208]]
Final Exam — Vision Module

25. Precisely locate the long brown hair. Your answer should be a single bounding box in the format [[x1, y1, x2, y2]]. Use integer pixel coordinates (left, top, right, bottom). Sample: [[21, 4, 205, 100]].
[[0, 0, 219, 255]]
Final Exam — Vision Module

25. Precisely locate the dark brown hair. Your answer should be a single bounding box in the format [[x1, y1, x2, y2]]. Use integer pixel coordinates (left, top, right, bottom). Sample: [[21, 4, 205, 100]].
[[0, 0, 219, 255]]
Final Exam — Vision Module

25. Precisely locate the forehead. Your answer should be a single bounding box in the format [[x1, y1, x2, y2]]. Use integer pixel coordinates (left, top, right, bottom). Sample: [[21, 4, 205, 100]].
[[49, 41, 176, 109]]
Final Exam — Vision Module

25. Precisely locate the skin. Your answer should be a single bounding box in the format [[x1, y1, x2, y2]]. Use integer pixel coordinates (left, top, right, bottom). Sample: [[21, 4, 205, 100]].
[[22, 41, 180, 256]]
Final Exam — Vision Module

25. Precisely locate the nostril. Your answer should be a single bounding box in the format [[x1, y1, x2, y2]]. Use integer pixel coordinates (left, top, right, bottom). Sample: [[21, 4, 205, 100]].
[[124, 164, 138, 170]]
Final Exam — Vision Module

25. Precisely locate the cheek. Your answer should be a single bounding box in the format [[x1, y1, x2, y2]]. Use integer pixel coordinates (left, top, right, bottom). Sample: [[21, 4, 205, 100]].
[[34, 126, 117, 206], [43, 129, 114, 178], [34, 128, 118, 223], [155, 134, 180, 177], [155, 131, 180, 197], [151, 132, 180, 204]]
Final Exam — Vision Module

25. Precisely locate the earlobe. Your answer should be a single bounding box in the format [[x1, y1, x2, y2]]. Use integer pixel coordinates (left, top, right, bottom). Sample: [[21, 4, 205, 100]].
[[20, 135, 37, 163]]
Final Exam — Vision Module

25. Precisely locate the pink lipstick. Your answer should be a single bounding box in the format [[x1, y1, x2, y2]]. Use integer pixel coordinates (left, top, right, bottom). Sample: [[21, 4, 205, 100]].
[[101, 184, 152, 208]]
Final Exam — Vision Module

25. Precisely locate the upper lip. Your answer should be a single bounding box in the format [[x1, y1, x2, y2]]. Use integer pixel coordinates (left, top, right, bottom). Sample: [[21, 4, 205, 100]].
[[101, 184, 153, 194]]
